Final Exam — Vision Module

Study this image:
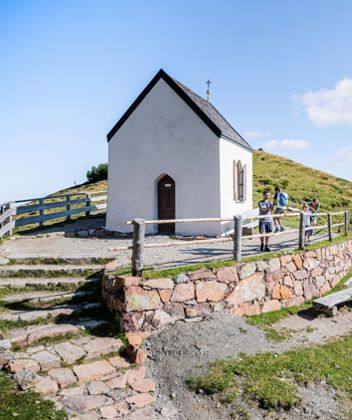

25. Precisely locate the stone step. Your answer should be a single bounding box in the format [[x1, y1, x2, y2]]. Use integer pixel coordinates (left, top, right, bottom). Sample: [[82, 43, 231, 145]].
[[5, 318, 109, 346], [0, 277, 100, 289], [3, 337, 124, 373], [1, 290, 95, 304], [0, 264, 103, 278], [0, 302, 101, 321]]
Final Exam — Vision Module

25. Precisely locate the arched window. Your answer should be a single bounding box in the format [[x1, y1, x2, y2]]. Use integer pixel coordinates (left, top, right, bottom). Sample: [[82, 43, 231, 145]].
[[233, 160, 247, 202]]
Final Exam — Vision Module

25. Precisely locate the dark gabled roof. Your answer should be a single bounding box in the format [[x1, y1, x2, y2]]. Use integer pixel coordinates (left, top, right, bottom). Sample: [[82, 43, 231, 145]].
[[107, 69, 253, 151]]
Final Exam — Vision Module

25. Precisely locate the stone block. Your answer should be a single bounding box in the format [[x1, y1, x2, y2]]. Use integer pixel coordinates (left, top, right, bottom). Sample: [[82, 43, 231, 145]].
[[63, 394, 113, 413], [170, 283, 194, 302], [216, 266, 238, 284], [196, 281, 228, 303], [164, 302, 185, 318], [129, 378, 155, 393], [158, 289, 172, 303], [283, 276, 294, 288], [225, 274, 265, 307], [303, 280, 317, 301], [280, 254, 293, 266], [293, 254, 303, 269], [32, 350, 61, 371], [232, 301, 261, 316], [13, 368, 40, 390], [285, 296, 305, 308], [54, 342, 86, 365], [73, 360, 116, 383], [121, 312, 145, 331], [285, 262, 297, 274], [142, 278, 174, 289], [293, 269, 309, 280], [125, 345, 147, 365], [48, 367, 77, 389], [108, 356, 130, 369], [268, 258, 281, 271], [7, 358, 40, 373], [106, 373, 127, 389], [280, 285, 293, 300], [125, 287, 161, 312], [237, 263, 256, 280], [34, 376, 59, 395], [272, 284, 281, 300], [125, 393, 155, 408], [294, 281, 303, 296], [187, 268, 216, 281], [185, 303, 212, 318], [262, 300, 281, 313], [83, 337, 123, 359]]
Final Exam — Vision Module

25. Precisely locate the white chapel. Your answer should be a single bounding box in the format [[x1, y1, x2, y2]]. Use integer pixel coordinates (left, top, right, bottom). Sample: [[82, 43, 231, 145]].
[[106, 69, 253, 236]]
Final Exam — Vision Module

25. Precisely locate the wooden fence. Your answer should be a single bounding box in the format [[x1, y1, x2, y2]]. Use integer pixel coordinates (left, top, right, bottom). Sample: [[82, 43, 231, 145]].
[[0, 191, 107, 239], [124, 209, 350, 276]]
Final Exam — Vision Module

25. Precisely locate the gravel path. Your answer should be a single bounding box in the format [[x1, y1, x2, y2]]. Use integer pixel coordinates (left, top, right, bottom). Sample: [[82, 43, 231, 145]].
[[146, 310, 352, 420], [0, 217, 332, 268]]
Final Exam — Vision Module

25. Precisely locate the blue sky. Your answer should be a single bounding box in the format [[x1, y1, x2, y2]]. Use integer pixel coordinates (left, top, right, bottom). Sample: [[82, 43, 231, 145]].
[[1, 0, 351, 203]]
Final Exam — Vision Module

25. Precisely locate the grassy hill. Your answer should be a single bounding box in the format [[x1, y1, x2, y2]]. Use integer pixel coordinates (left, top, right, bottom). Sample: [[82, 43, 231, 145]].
[[253, 150, 352, 211]]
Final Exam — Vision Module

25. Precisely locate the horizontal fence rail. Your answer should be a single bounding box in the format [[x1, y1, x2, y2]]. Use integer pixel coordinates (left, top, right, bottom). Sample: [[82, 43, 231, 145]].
[[123, 209, 351, 276], [0, 190, 107, 239]]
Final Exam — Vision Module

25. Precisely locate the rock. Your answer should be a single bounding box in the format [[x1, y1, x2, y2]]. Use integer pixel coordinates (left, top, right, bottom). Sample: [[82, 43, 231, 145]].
[[34, 376, 59, 395], [60, 384, 86, 396], [54, 342, 86, 365], [62, 394, 113, 413], [13, 368, 40, 390], [125, 393, 155, 408], [27, 324, 80, 345], [303, 258, 320, 271], [303, 280, 317, 300], [185, 303, 212, 318], [285, 296, 305, 307], [73, 360, 116, 383], [164, 303, 185, 319], [262, 300, 281, 313], [106, 373, 127, 389], [0, 339, 11, 351], [216, 266, 238, 284], [32, 350, 61, 370], [280, 255, 293, 266], [121, 312, 145, 331], [283, 276, 294, 288], [173, 274, 189, 284], [151, 309, 175, 327], [285, 262, 297, 274], [48, 367, 77, 388], [195, 281, 228, 303], [293, 254, 303, 269], [125, 366, 146, 382], [158, 289, 173, 303], [256, 260, 269, 272], [294, 281, 303, 296], [170, 283, 194, 302], [100, 405, 118, 419], [129, 378, 155, 393], [26, 345, 46, 355], [87, 380, 110, 395], [7, 358, 40, 373], [225, 274, 265, 307], [125, 345, 147, 365], [142, 278, 174, 289], [104, 275, 141, 294], [0, 258, 10, 265], [113, 401, 129, 417], [315, 276, 326, 290], [237, 263, 256, 280], [232, 301, 261, 316], [83, 337, 123, 359], [108, 355, 130, 369], [187, 268, 216, 281], [269, 258, 281, 271], [280, 285, 293, 300], [124, 287, 161, 312], [293, 269, 309, 280], [312, 267, 324, 277]]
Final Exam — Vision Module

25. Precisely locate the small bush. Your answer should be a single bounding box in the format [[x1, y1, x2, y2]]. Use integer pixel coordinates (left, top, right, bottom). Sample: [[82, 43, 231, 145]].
[[86, 163, 108, 183]]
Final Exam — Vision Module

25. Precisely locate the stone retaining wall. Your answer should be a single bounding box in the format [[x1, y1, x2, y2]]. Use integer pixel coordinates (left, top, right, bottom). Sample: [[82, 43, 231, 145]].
[[103, 240, 352, 332]]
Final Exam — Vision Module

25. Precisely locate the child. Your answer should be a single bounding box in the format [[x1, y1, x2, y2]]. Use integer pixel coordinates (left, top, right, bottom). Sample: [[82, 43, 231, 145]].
[[273, 186, 289, 233], [258, 190, 273, 252], [308, 197, 320, 227], [303, 203, 313, 245]]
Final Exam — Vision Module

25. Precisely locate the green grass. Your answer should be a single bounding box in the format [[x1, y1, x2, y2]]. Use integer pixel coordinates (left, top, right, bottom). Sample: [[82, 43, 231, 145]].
[[253, 150, 352, 210], [188, 333, 352, 412], [0, 372, 67, 420]]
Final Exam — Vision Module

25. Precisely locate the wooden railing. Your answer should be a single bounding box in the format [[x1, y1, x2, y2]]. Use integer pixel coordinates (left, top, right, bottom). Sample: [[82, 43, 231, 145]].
[[0, 191, 107, 239], [122, 209, 351, 275]]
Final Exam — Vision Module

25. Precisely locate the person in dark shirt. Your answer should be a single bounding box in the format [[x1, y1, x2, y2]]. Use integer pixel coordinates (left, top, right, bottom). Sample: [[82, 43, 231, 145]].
[[258, 190, 273, 252]]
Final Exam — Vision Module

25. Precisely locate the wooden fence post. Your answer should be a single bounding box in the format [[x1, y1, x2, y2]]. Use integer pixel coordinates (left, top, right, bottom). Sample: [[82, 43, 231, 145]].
[[132, 218, 145, 277], [86, 193, 91, 217], [6, 203, 13, 236], [233, 215, 242, 262], [39, 199, 44, 227], [66, 195, 71, 221], [345, 211, 350, 236], [299, 211, 305, 250], [327, 212, 333, 241], [0, 205, 3, 231]]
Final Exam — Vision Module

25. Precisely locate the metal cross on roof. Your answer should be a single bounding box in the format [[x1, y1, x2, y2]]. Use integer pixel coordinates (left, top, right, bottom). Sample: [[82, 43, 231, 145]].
[[206, 79, 211, 102]]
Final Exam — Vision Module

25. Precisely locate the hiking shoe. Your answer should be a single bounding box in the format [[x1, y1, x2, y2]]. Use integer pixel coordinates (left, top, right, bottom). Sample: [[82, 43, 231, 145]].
[[260, 244, 264, 252], [280, 225, 285, 232], [274, 227, 280, 233], [264, 246, 271, 252]]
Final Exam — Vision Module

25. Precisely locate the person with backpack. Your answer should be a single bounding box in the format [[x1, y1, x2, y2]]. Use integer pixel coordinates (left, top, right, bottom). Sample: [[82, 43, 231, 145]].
[[302, 202, 313, 245], [273, 186, 289, 232]]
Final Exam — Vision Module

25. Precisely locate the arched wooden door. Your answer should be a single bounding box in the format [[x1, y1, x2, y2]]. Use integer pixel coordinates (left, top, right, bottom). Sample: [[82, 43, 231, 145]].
[[157, 175, 175, 234]]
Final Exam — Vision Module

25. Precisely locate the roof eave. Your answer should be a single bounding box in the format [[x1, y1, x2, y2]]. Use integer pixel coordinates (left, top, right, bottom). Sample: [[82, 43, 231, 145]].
[[220, 133, 254, 152]]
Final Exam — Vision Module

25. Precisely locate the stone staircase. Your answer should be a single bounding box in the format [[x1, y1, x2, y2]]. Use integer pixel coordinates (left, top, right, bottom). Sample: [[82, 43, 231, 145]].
[[0, 260, 157, 419]]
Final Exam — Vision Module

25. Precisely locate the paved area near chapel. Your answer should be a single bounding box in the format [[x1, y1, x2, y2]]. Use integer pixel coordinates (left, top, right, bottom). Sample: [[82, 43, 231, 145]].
[[0, 216, 331, 269]]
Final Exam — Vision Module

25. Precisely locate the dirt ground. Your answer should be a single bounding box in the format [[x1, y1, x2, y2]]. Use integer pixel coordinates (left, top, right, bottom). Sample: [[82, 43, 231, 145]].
[[146, 308, 352, 420]]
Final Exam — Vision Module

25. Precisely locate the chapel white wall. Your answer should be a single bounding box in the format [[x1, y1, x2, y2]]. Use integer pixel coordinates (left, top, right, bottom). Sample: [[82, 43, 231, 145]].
[[219, 137, 253, 233], [106, 78, 222, 236]]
